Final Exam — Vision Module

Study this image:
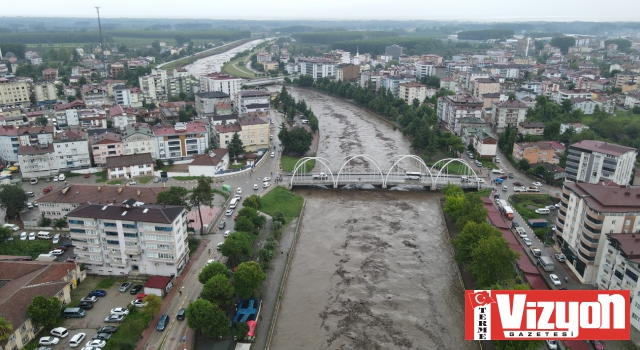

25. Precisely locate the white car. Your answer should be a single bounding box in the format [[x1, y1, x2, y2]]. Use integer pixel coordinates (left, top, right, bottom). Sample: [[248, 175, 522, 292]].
[[270, 152, 275, 158], [515, 227, 527, 237], [555, 254, 566, 262], [263, 177, 271, 182], [225, 209, 233, 216], [522, 237, 532, 246], [58, 174, 66, 181], [546, 340, 558, 349], [50, 327, 69, 338], [39, 336, 60, 346], [236, 187, 242, 194], [234, 194, 241, 200], [532, 182, 542, 187], [29, 232, 36, 241], [49, 249, 64, 256], [224, 230, 231, 238], [110, 307, 129, 316], [104, 314, 124, 323], [549, 274, 562, 286], [131, 299, 148, 308], [20, 232, 27, 240], [217, 242, 223, 250], [129, 181, 137, 185], [253, 184, 259, 190], [53, 176, 59, 182], [535, 208, 550, 214], [263, 182, 271, 188], [206, 259, 216, 265], [85, 340, 106, 348]]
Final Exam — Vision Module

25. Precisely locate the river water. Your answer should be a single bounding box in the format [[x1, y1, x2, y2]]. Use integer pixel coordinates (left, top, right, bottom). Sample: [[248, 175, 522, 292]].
[[267, 87, 474, 350], [183, 39, 266, 77]]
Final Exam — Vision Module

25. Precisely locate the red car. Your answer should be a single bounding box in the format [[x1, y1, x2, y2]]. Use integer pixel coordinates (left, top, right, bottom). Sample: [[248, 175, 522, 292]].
[[498, 175, 507, 179], [56, 246, 68, 251], [136, 293, 147, 301], [591, 340, 604, 350], [67, 256, 76, 263], [234, 214, 238, 221], [84, 173, 90, 178], [513, 181, 524, 186]]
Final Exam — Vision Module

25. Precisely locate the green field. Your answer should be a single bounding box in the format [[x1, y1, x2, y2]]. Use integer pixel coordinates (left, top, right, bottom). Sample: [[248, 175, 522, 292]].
[[281, 156, 315, 173], [259, 186, 304, 219], [221, 43, 271, 78]]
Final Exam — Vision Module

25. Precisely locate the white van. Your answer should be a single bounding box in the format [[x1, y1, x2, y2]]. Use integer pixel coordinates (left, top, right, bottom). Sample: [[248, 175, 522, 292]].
[[3, 223, 19, 231], [491, 169, 505, 175], [538, 256, 555, 272], [52, 234, 61, 244], [535, 208, 550, 215], [37, 231, 52, 239], [229, 198, 239, 209], [69, 332, 86, 347]]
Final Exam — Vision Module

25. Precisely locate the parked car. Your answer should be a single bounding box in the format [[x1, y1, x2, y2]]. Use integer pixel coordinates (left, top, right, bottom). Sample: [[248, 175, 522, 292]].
[[97, 326, 118, 334], [92, 333, 112, 341], [29, 232, 36, 241], [270, 152, 275, 158], [513, 181, 523, 186], [530, 246, 541, 257], [218, 221, 226, 229], [20, 232, 27, 240], [30, 178, 38, 184], [253, 184, 259, 190], [27, 202, 34, 209], [131, 299, 148, 307], [110, 308, 129, 316], [546, 205, 557, 210], [508, 173, 514, 179], [153, 177, 160, 183], [26, 191, 35, 197], [225, 209, 233, 216], [85, 340, 106, 348], [234, 214, 238, 221], [555, 254, 566, 262], [88, 290, 107, 297], [532, 182, 542, 187], [236, 187, 242, 194], [67, 256, 77, 263], [80, 296, 97, 303], [56, 246, 68, 251], [549, 274, 562, 286], [84, 173, 90, 178], [128, 181, 137, 185], [591, 340, 604, 350], [119, 282, 132, 292], [59, 241, 74, 248], [224, 230, 231, 238], [104, 314, 125, 323], [511, 222, 519, 229], [176, 308, 186, 321], [4, 223, 19, 231], [522, 237, 532, 246], [49, 249, 64, 256], [263, 177, 271, 182], [136, 293, 147, 300], [263, 181, 271, 188], [545, 340, 558, 350], [130, 285, 143, 294], [217, 242, 223, 250], [77, 301, 94, 310], [50, 327, 69, 338], [516, 227, 527, 237], [39, 337, 59, 346], [157, 314, 169, 331]]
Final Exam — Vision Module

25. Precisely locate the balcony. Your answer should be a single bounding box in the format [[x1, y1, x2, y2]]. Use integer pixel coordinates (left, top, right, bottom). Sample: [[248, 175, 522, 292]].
[[585, 214, 603, 226], [578, 249, 596, 264], [583, 220, 602, 234], [125, 248, 141, 255], [562, 192, 570, 200]]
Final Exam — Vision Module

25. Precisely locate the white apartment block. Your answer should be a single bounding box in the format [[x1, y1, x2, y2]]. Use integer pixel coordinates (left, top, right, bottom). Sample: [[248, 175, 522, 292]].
[[414, 61, 435, 79], [0, 125, 18, 163], [297, 58, 335, 80], [122, 125, 156, 158], [437, 94, 484, 136], [54, 130, 91, 172], [154, 122, 210, 160], [199, 73, 242, 99], [18, 143, 59, 179], [114, 86, 132, 107], [0, 77, 30, 107], [18, 126, 54, 146], [235, 90, 271, 114], [556, 182, 640, 284], [595, 234, 640, 334], [552, 89, 592, 104], [565, 140, 637, 186], [398, 82, 427, 105], [106, 153, 154, 180], [34, 83, 58, 105], [139, 75, 158, 102], [491, 100, 528, 133], [67, 201, 189, 277]]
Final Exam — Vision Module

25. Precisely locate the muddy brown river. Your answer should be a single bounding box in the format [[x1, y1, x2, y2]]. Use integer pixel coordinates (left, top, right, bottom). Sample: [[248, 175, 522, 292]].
[[267, 87, 474, 350]]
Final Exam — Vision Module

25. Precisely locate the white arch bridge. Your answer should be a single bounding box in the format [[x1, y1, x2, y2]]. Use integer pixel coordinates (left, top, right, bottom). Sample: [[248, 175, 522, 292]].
[[287, 155, 487, 190]]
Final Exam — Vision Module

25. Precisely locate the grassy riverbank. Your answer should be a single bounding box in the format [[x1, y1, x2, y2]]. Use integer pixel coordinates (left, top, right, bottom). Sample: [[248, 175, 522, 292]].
[[161, 38, 254, 71]]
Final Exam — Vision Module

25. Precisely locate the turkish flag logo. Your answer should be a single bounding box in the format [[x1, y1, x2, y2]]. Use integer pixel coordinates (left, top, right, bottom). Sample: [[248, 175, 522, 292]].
[[468, 291, 496, 309]]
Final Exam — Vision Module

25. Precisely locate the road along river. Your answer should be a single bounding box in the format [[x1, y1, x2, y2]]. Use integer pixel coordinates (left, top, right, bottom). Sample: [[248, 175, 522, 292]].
[[183, 39, 266, 77], [267, 87, 474, 350]]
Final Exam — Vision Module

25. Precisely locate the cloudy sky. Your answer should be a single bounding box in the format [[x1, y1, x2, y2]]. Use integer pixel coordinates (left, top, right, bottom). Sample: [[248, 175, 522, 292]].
[[3, 0, 640, 21]]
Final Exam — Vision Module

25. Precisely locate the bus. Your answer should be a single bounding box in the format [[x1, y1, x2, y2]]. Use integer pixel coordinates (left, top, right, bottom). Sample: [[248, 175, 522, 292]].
[[405, 171, 422, 180]]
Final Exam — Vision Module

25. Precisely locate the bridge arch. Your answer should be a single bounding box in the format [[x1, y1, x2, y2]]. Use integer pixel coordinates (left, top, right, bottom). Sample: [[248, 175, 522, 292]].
[[384, 155, 433, 188], [432, 158, 480, 189], [289, 157, 336, 186], [335, 154, 385, 187]]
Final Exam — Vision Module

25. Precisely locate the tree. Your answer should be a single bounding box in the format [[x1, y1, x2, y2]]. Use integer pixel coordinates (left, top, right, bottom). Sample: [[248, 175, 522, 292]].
[[494, 340, 545, 350], [155, 159, 165, 168], [201, 274, 235, 307], [550, 36, 576, 54], [26, 296, 62, 329], [231, 322, 249, 341], [235, 216, 255, 233], [0, 185, 28, 218], [0, 317, 13, 343], [281, 127, 313, 156], [219, 231, 252, 260], [53, 218, 67, 228], [518, 158, 530, 171], [78, 76, 87, 86], [237, 207, 258, 222], [156, 186, 189, 207], [0, 226, 12, 243], [242, 195, 261, 210], [451, 222, 502, 266], [258, 248, 275, 263], [454, 193, 488, 229], [469, 235, 519, 288], [272, 210, 286, 226], [36, 116, 48, 126], [233, 261, 266, 299], [227, 132, 245, 159], [198, 261, 230, 284], [185, 299, 230, 338], [189, 178, 214, 234], [143, 294, 162, 317]]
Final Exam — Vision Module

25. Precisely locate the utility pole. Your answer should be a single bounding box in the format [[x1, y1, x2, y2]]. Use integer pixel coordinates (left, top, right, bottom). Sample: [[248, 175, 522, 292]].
[[95, 6, 104, 60]]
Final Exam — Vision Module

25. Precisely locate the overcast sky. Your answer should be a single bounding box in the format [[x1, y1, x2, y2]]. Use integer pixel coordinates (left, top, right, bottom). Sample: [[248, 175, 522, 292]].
[[3, 0, 640, 21]]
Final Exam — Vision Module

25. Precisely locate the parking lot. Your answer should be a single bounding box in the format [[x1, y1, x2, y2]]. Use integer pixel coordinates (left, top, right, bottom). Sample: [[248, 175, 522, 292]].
[[34, 278, 143, 349]]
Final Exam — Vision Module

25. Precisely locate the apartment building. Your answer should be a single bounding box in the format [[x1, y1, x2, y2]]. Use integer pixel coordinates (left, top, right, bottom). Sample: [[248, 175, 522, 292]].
[[398, 82, 427, 105], [54, 130, 91, 172], [67, 201, 189, 277], [110, 105, 136, 130], [437, 94, 483, 136], [18, 143, 58, 178], [381, 75, 416, 98], [114, 85, 132, 107], [0, 261, 83, 350], [42, 67, 59, 81], [139, 74, 158, 102], [614, 73, 640, 89], [491, 100, 528, 133], [238, 114, 269, 152], [195, 91, 230, 116], [552, 89, 592, 104], [595, 234, 640, 333], [91, 132, 123, 166], [0, 125, 19, 163], [235, 90, 271, 114], [213, 123, 242, 148], [0, 77, 30, 107], [122, 125, 156, 158], [297, 58, 335, 80], [565, 140, 637, 186], [474, 78, 501, 98], [106, 153, 154, 180], [154, 122, 210, 161], [17, 126, 54, 146], [81, 84, 109, 107], [414, 61, 435, 79], [33, 82, 58, 105], [335, 64, 360, 82], [512, 141, 562, 164], [518, 122, 545, 136], [556, 182, 640, 284], [198, 73, 241, 99]]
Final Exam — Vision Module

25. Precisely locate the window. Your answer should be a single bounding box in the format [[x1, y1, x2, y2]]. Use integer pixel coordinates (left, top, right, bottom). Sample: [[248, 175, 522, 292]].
[[145, 234, 174, 242], [18, 324, 26, 333], [70, 228, 86, 233], [22, 335, 29, 345], [106, 240, 120, 245], [633, 313, 640, 322], [155, 226, 172, 232], [69, 220, 84, 225], [90, 255, 103, 261], [104, 222, 116, 227], [105, 231, 118, 236], [124, 233, 138, 238], [122, 224, 136, 229], [89, 247, 101, 252]]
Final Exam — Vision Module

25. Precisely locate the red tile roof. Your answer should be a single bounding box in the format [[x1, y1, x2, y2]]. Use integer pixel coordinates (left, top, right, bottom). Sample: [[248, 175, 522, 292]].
[[145, 276, 173, 289]]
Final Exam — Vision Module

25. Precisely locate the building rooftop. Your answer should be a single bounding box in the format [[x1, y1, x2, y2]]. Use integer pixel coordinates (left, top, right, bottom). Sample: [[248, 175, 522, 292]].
[[195, 91, 230, 99], [565, 181, 640, 213], [607, 233, 640, 263], [18, 143, 54, 155], [570, 140, 637, 157], [38, 184, 169, 205], [398, 82, 426, 88], [17, 125, 54, 136], [495, 100, 528, 108], [92, 132, 121, 145], [190, 149, 229, 166], [238, 115, 268, 126], [68, 203, 184, 224], [464, 126, 496, 140], [214, 123, 242, 133], [54, 130, 86, 142], [0, 125, 17, 136], [152, 122, 208, 136], [54, 100, 86, 111], [106, 153, 153, 169], [239, 90, 271, 97], [519, 122, 545, 128]]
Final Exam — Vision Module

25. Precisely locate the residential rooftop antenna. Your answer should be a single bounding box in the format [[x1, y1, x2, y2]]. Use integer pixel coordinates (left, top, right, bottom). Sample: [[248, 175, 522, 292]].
[[95, 6, 104, 60]]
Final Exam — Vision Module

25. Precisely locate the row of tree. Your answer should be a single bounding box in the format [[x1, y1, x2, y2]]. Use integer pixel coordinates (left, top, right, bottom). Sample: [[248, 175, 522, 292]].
[[330, 37, 485, 57], [292, 31, 398, 45], [457, 29, 515, 40], [272, 86, 319, 132]]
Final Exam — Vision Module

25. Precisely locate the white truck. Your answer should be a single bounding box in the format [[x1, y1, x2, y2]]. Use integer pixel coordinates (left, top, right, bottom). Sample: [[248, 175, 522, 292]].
[[312, 173, 328, 179], [514, 186, 528, 192]]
